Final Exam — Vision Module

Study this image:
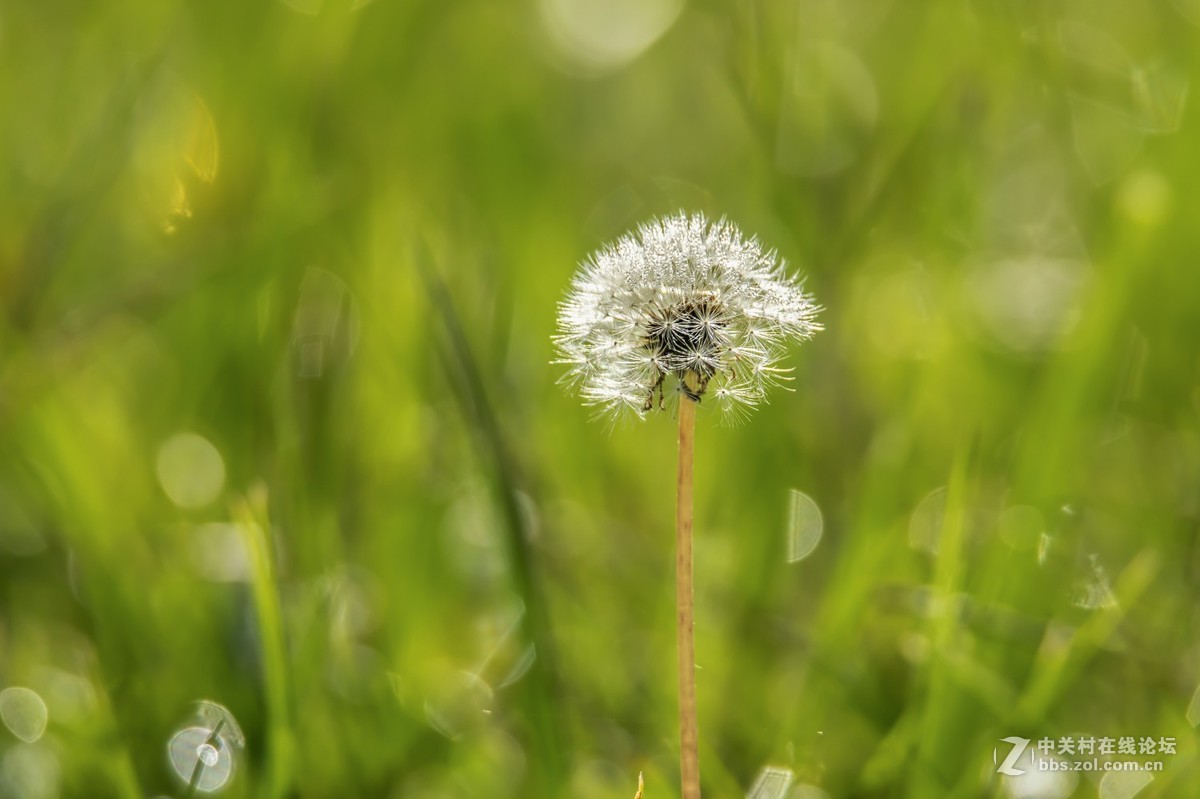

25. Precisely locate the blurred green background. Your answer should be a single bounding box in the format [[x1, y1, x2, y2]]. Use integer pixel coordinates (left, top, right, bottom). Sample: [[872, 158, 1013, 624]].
[[2, 0, 1199, 797]]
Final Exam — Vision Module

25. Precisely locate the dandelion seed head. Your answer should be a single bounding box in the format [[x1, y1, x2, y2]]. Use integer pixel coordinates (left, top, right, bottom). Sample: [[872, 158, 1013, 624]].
[[555, 212, 822, 420]]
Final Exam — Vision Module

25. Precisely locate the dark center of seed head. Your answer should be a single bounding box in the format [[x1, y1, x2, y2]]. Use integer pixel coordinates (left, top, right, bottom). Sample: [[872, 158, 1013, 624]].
[[644, 298, 726, 400]]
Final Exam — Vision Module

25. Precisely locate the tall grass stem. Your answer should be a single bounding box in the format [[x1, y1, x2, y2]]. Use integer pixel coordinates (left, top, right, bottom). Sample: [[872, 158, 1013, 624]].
[[238, 496, 293, 799]]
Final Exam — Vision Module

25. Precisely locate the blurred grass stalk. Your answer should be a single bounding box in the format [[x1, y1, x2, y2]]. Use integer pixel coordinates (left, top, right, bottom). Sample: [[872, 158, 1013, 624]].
[[237, 491, 295, 799], [420, 259, 566, 794], [86, 650, 143, 799]]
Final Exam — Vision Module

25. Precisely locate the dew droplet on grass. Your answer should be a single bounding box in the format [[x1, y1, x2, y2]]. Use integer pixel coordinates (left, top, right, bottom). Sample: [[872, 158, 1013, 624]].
[[197, 743, 219, 768], [166, 700, 244, 793], [168, 727, 234, 792]]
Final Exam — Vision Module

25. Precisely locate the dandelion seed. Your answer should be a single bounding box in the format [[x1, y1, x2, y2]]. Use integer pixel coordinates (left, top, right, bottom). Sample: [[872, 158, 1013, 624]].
[[555, 211, 822, 799], [555, 212, 822, 421]]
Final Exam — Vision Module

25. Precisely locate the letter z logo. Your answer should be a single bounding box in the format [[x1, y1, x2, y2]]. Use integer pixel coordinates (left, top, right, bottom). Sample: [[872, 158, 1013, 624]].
[[995, 736, 1030, 776]]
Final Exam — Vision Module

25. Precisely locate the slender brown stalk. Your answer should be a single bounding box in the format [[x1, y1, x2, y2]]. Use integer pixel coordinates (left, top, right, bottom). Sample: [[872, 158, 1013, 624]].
[[676, 395, 701, 799]]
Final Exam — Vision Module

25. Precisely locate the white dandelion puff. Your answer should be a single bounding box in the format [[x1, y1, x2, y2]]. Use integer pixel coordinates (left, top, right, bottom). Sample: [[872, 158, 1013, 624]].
[[555, 211, 822, 420]]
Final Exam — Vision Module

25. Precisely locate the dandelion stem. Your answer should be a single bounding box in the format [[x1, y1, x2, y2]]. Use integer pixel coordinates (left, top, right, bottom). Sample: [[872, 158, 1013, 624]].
[[676, 394, 701, 799]]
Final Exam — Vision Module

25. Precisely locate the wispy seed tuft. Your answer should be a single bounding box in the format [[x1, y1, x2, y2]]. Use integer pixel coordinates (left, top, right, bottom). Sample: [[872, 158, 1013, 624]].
[[555, 211, 822, 421]]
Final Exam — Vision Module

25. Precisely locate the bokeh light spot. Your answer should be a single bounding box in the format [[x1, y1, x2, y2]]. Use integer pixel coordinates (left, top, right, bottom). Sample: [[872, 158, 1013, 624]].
[[185, 96, 220, 185], [156, 433, 226, 509], [1071, 554, 1117, 610], [0, 745, 59, 799], [1115, 170, 1170, 228], [497, 644, 537, 689], [194, 700, 245, 748], [0, 687, 48, 743], [168, 727, 234, 792], [898, 632, 930, 664], [539, 0, 684, 74], [197, 743, 219, 768], [1098, 770, 1152, 799], [38, 669, 96, 727], [746, 765, 794, 799], [967, 255, 1087, 351], [131, 80, 220, 235], [166, 701, 243, 794], [293, 268, 361, 379], [191, 523, 252, 583], [786, 489, 823, 563], [423, 671, 494, 740], [1000, 746, 1077, 798]]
